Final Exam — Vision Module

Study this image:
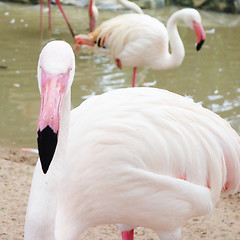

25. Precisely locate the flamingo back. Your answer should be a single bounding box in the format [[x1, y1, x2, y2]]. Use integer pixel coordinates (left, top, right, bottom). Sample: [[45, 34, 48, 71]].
[[68, 88, 240, 203], [54, 87, 240, 239]]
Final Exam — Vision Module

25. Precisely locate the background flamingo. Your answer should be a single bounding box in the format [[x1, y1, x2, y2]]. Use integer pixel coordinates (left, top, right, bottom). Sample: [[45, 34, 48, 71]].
[[25, 41, 240, 240], [75, 8, 206, 87]]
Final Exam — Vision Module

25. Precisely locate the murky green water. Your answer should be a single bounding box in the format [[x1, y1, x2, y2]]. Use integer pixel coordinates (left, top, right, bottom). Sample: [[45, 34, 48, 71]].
[[1, 2, 240, 148]]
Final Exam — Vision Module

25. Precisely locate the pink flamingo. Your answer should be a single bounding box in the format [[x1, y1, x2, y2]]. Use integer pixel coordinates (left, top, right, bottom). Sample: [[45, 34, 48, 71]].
[[25, 41, 240, 240], [75, 8, 206, 87]]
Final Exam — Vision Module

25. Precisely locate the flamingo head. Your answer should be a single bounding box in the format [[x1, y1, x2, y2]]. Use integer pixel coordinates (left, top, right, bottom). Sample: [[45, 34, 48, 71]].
[[37, 41, 75, 174], [182, 8, 206, 51]]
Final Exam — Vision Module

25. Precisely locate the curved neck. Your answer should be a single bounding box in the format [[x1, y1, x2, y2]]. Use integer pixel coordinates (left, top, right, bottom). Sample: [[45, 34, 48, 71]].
[[117, 0, 143, 14], [165, 11, 185, 68], [88, 0, 95, 15]]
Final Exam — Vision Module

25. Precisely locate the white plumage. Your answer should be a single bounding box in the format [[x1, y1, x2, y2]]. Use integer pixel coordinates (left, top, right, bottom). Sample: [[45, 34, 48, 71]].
[[25, 41, 240, 240], [89, 0, 143, 32], [75, 8, 206, 86]]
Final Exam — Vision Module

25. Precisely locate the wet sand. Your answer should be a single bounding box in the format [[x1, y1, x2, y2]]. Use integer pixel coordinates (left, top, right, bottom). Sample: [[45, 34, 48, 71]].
[[0, 147, 239, 240]]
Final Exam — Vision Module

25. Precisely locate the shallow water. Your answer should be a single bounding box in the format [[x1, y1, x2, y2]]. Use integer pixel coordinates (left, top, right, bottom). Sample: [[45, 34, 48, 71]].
[[0, 2, 240, 148]]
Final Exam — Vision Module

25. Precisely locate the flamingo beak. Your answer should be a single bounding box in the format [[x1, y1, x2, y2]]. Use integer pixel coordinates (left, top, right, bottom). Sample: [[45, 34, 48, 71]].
[[193, 21, 206, 51], [37, 68, 69, 174], [74, 34, 95, 47]]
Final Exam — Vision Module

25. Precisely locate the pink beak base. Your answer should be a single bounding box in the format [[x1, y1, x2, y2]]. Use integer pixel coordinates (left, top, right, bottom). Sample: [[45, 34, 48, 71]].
[[193, 21, 206, 51], [37, 68, 69, 174]]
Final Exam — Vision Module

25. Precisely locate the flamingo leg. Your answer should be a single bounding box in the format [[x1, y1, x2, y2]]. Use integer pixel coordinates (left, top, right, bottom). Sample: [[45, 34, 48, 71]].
[[132, 67, 137, 87], [115, 59, 122, 69], [40, 0, 43, 35], [88, 0, 96, 31], [48, 0, 51, 30], [121, 229, 134, 240], [55, 0, 75, 38]]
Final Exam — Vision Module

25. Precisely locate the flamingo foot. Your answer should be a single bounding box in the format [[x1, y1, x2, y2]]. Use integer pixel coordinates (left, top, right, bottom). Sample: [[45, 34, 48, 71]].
[[121, 229, 134, 240]]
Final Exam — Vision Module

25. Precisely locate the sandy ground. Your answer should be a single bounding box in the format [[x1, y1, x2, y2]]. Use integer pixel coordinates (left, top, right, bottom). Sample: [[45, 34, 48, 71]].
[[0, 147, 240, 240]]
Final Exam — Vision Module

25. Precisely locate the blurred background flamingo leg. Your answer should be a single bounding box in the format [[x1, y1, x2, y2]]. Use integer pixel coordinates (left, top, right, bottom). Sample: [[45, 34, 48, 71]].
[[40, 0, 75, 37]]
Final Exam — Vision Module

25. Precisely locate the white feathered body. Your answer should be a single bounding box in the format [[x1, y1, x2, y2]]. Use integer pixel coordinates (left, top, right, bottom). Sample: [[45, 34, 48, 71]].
[[53, 87, 240, 239], [75, 8, 205, 89], [91, 14, 170, 69], [26, 41, 237, 240]]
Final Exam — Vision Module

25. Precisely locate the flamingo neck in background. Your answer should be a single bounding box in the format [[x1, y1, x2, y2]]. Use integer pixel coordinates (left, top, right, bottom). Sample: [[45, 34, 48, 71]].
[[117, 0, 144, 14], [165, 11, 185, 69]]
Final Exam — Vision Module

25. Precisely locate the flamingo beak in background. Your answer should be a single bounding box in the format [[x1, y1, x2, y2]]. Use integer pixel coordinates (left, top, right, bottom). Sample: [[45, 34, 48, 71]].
[[193, 21, 206, 51], [74, 34, 95, 47], [37, 68, 69, 174]]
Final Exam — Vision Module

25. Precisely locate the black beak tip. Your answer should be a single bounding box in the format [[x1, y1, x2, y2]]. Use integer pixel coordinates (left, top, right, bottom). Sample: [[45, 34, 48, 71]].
[[196, 39, 205, 51], [37, 125, 58, 174]]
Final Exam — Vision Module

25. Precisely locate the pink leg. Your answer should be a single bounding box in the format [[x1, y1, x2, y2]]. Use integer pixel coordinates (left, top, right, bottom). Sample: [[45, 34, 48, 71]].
[[55, 0, 75, 38], [48, 0, 51, 30], [115, 59, 122, 69], [88, 0, 96, 31], [121, 229, 134, 240], [132, 67, 137, 87], [40, 0, 43, 35], [89, 15, 96, 32]]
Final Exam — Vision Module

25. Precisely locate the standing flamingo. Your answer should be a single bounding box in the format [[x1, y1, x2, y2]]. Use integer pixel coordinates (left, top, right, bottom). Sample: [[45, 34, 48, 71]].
[[75, 8, 206, 87], [25, 41, 240, 240]]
